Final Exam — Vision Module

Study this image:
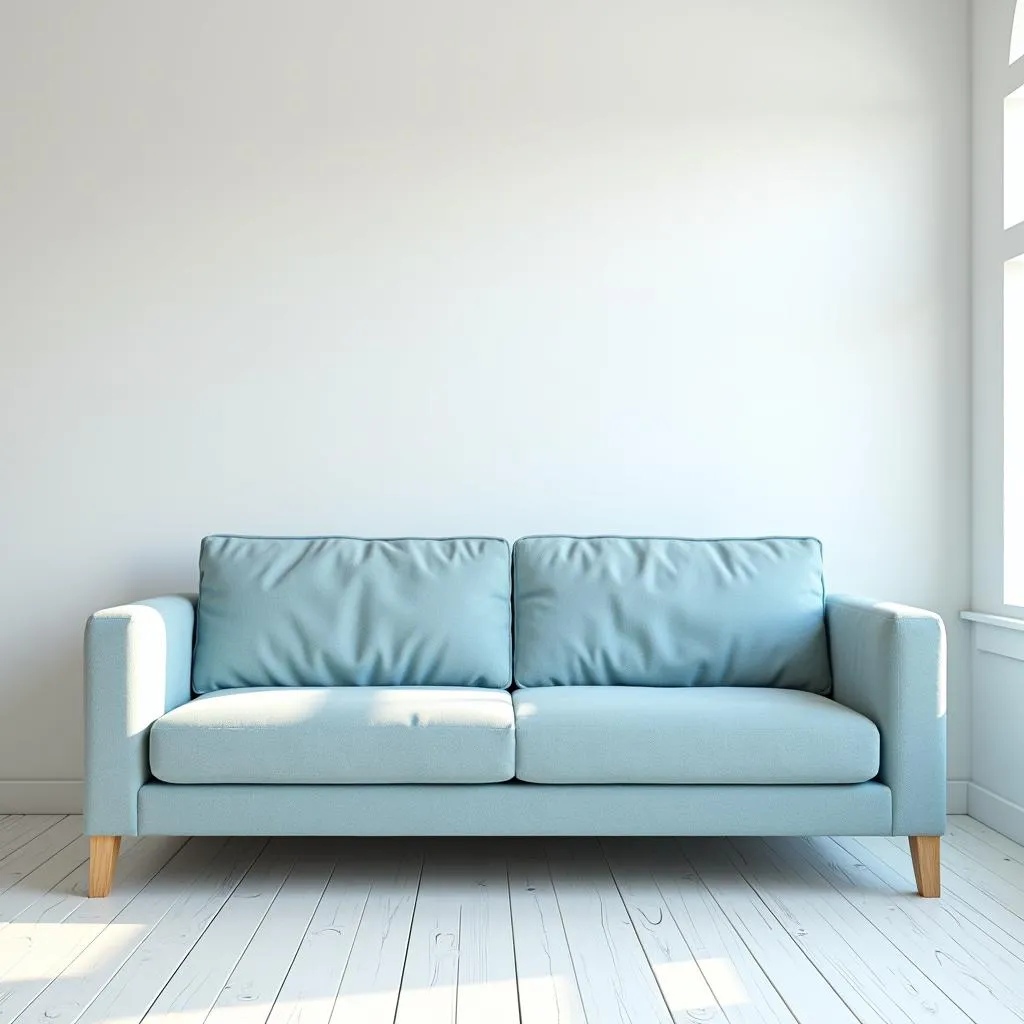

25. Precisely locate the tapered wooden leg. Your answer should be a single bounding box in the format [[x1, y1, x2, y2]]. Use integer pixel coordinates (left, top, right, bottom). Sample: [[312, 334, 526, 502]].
[[909, 835, 940, 897], [89, 835, 121, 898]]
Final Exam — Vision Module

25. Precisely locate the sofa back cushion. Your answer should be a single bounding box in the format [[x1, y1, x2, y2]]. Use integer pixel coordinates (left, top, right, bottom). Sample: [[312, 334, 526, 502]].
[[192, 536, 512, 692], [513, 536, 831, 692]]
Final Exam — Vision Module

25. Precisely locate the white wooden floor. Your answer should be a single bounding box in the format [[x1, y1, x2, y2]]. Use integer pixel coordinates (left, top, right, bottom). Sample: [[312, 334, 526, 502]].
[[0, 816, 1022, 1023]]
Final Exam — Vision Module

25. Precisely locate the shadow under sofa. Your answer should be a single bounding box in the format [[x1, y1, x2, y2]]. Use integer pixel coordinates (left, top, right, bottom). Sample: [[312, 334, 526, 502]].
[[83, 535, 947, 899]]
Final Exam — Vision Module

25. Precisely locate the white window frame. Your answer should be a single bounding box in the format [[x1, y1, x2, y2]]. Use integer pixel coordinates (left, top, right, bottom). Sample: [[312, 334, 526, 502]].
[[969, 0, 1024, 621]]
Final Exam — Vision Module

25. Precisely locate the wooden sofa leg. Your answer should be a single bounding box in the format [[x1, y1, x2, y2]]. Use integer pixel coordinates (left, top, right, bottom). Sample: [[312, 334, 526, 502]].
[[909, 835, 940, 897], [89, 836, 121, 898]]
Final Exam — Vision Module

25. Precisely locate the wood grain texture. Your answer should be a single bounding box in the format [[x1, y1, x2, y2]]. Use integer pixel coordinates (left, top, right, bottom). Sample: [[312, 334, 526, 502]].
[[326, 843, 422, 1024], [138, 842, 295, 1024], [0, 819, 1022, 1024], [0, 836, 198, 1024], [264, 843, 379, 1024], [451, 843, 519, 1024], [21, 838, 263, 1024], [393, 842, 462, 1024], [0, 815, 65, 862], [508, 850, 588, 1024], [204, 854, 335, 1024], [855, 835, 1024, 956], [909, 835, 941, 897], [604, 838, 797, 1024], [546, 839, 675, 1024], [933, 823, 1024, 916], [681, 839, 862, 1024], [0, 834, 90, 931], [948, 815, 1024, 868], [817, 836, 1024, 1024], [87, 835, 120, 898], [0, 816, 82, 899], [754, 837, 972, 1024], [601, 840, 727, 1023]]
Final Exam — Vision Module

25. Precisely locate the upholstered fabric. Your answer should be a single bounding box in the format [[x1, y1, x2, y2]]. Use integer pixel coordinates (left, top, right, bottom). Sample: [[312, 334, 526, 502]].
[[150, 687, 515, 784], [84, 595, 196, 836], [513, 536, 831, 691], [192, 536, 512, 692], [513, 687, 879, 784], [827, 596, 947, 836], [137, 781, 893, 836]]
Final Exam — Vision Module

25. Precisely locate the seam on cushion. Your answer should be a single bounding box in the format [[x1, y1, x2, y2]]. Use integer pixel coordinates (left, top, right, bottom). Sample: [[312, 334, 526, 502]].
[[512, 538, 522, 686], [505, 538, 514, 689]]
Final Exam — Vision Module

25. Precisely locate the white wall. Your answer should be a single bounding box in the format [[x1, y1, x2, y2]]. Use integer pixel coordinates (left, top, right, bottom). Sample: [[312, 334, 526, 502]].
[[969, 0, 1024, 843], [0, 0, 971, 809]]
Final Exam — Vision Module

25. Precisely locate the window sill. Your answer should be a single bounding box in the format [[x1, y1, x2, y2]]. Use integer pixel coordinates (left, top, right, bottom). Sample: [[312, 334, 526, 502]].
[[961, 611, 1024, 631], [961, 611, 1024, 661]]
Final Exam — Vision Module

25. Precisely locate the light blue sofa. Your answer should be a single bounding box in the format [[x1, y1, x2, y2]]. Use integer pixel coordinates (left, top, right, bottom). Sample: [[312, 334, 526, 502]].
[[84, 535, 947, 898]]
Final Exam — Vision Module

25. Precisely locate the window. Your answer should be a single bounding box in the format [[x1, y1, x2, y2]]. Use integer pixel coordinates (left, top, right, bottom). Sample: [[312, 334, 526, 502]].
[[1013, 0, 1024, 65], [1005, 1, 1024, 604], [1006, 85, 1024, 229]]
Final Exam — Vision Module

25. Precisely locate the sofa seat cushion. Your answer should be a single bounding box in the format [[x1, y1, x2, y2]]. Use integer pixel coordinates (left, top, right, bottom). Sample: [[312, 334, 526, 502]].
[[150, 687, 515, 784], [512, 687, 879, 784]]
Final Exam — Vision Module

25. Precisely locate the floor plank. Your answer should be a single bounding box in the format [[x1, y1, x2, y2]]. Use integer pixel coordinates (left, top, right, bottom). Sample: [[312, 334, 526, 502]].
[[861, 835, 1024, 953], [138, 842, 296, 1024], [508, 848, 588, 1024], [1, 819, 1024, 1024], [20, 838, 264, 1024], [327, 842, 422, 1024], [0, 816, 65, 862], [391, 839, 520, 1024], [0, 834, 91, 931], [263, 842, 378, 1024], [807, 836, 1024, 1023], [604, 838, 797, 1024], [547, 839, 675, 1024], [452, 843, 519, 1024], [203, 853, 335, 1024], [393, 842, 463, 1024], [0, 816, 82, 899], [752, 837, 973, 1024], [924, 827, 1024, 914], [681, 839, 861, 1024], [0, 836, 192, 1023], [601, 840, 727, 1023], [950, 815, 1024, 868]]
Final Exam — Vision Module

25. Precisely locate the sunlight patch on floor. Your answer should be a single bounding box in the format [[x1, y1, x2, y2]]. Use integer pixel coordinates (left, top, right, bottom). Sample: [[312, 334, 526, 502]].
[[0, 922, 146, 982], [696, 956, 750, 1006], [656, 957, 750, 1010]]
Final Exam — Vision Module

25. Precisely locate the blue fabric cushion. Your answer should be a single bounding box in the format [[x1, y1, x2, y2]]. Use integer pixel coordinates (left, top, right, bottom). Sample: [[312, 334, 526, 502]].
[[513, 536, 831, 691], [192, 536, 511, 691], [150, 687, 515, 784], [513, 686, 879, 784]]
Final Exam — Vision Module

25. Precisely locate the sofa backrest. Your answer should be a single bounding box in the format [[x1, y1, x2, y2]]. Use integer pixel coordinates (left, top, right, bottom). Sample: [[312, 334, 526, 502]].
[[192, 535, 512, 691], [513, 536, 831, 692]]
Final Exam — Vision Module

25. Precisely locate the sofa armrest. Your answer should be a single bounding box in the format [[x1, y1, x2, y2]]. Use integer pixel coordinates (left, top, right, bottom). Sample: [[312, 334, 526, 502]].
[[826, 595, 947, 836], [84, 595, 196, 836]]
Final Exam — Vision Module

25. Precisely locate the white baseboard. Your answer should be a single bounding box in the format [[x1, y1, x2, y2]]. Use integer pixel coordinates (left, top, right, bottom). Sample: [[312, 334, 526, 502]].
[[967, 782, 1024, 846], [0, 781, 83, 814], [947, 780, 969, 814]]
